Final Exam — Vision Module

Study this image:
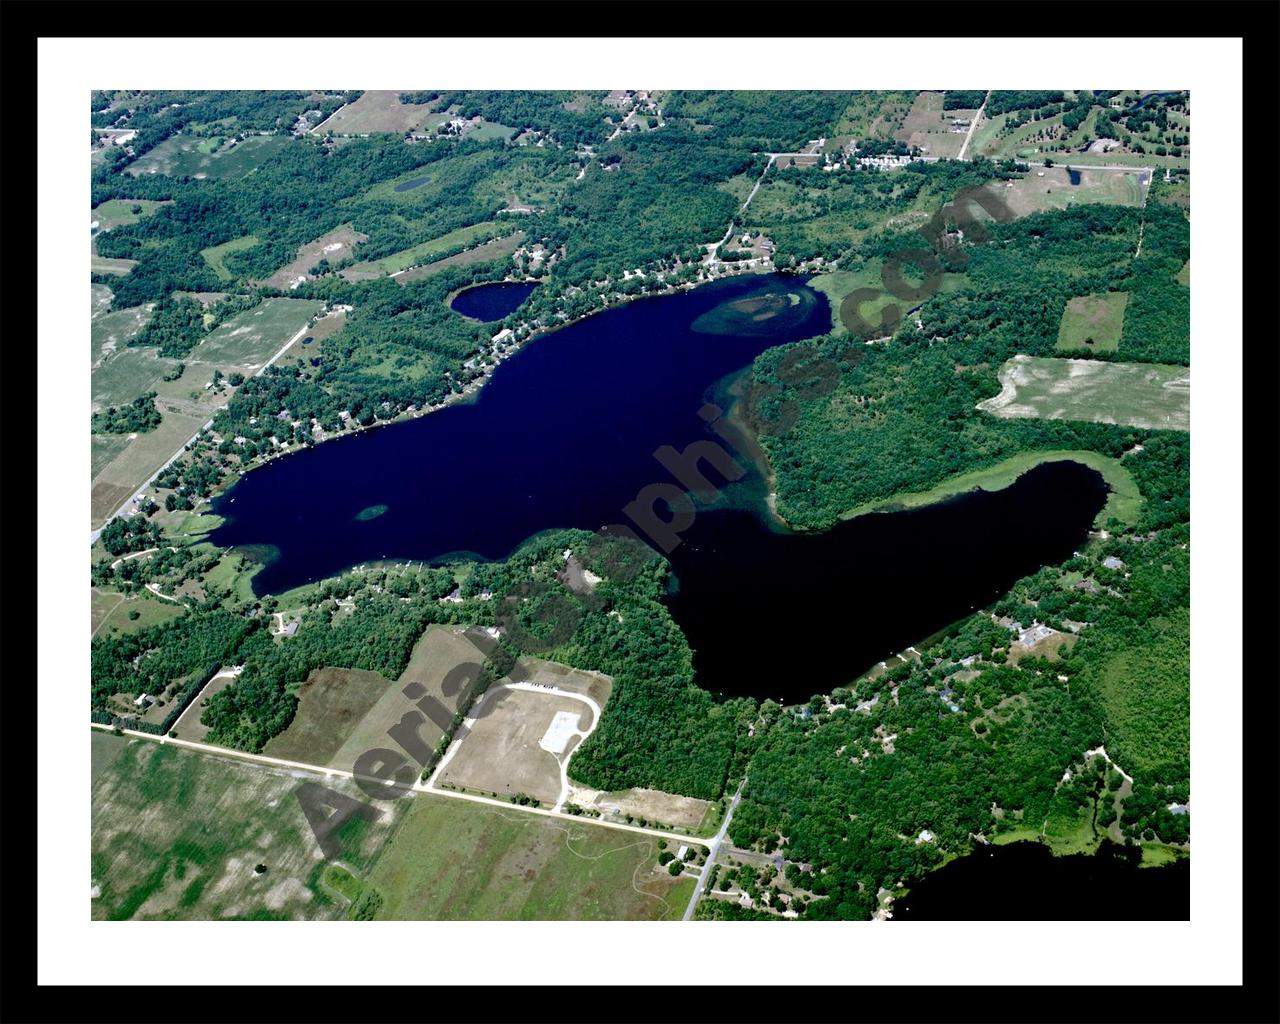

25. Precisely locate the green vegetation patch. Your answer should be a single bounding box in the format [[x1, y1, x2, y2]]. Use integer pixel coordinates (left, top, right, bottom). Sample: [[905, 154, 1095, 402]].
[[187, 297, 322, 367], [366, 792, 695, 920], [201, 235, 261, 281], [342, 222, 505, 277], [1055, 292, 1129, 353]]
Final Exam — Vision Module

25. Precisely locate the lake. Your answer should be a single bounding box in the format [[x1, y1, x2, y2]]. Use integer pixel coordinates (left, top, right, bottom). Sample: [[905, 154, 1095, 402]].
[[449, 281, 539, 321], [210, 273, 1108, 701], [893, 840, 1189, 920]]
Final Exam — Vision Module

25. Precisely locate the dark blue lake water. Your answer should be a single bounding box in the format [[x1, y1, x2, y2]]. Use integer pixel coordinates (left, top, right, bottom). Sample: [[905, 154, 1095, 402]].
[[210, 274, 1108, 701], [894, 840, 1188, 920], [449, 281, 539, 321]]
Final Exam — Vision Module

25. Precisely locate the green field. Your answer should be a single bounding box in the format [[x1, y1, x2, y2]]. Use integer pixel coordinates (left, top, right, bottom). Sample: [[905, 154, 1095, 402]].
[[1176, 260, 1190, 287], [341, 221, 506, 278], [1055, 292, 1130, 353], [262, 666, 392, 765], [810, 264, 967, 337], [840, 448, 1142, 529], [91, 740, 402, 921], [92, 199, 170, 232], [978, 355, 1190, 432], [187, 297, 322, 367], [200, 235, 261, 281], [91, 301, 153, 368], [394, 232, 525, 285], [365, 792, 696, 920], [91, 255, 138, 276], [126, 135, 292, 180], [91, 345, 171, 412]]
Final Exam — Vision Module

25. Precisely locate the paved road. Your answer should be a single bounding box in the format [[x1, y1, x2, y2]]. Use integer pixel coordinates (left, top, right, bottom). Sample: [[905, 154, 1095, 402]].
[[682, 774, 748, 921], [90, 721, 708, 851]]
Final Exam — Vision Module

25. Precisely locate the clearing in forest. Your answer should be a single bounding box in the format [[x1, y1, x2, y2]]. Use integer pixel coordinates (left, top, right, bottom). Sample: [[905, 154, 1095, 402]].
[[978, 354, 1189, 431], [1055, 292, 1130, 353]]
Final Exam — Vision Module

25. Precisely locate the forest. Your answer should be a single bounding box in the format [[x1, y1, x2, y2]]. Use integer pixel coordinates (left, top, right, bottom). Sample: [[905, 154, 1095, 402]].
[[91, 392, 161, 434]]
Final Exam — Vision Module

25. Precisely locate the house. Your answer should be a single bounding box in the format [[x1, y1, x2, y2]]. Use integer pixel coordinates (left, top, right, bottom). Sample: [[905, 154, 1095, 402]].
[[134, 693, 154, 708], [1102, 556, 1125, 570], [281, 620, 299, 637], [915, 830, 935, 844], [1167, 803, 1189, 815], [676, 845, 688, 861]]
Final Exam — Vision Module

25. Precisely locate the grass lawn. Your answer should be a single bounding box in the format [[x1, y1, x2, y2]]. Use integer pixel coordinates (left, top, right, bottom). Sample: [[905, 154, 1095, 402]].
[[978, 355, 1189, 432], [93, 590, 186, 638], [366, 791, 696, 920], [838, 448, 1142, 529], [200, 235, 260, 281], [1055, 292, 1130, 353], [92, 198, 170, 232], [341, 222, 505, 278], [91, 740, 403, 920]]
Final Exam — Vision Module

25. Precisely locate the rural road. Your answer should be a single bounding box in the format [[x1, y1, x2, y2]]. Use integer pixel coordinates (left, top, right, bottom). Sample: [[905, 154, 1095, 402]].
[[956, 90, 990, 162], [682, 774, 748, 921], [90, 315, 326, 544], [91, 720, 709, 852]]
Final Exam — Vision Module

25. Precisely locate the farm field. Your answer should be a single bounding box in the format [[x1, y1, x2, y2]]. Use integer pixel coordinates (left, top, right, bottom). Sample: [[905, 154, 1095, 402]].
[[894, 90, 978, 160], [365, 791, 696, 920], [982, 167, 1148, 220], [259, 224, 368, 290], [1055, 292, 1130, 353], [340, 222, 505, 280], [186, 297, 322, 368], [91, 740, 402, 920], [201, 235, 260, 281], [314, 90, 443, 134], [978, 355, 1190, 432], [91, 298, 323, 528], [833, 91, 915, 138], [91, 586, 186, 638], [125, 134, 292, 179], [262, 667, 392, 765], [436, 687, 594, 806], [393, 232, 525, 284], [91, 298, 153, 370], [326, 625, 490, 772]]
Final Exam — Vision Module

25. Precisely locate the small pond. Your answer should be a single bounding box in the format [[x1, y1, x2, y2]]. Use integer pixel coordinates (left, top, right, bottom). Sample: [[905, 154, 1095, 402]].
[[449, 281, 539, 322]]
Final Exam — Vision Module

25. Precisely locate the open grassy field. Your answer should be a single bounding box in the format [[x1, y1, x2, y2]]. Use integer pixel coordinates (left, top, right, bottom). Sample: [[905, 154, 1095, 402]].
[[394, 232, 525, 285], [365, 792, 696, 920], [893, 90, 978, 160], [981, 167, 1148, 220], [978, 355, 1190, 432], [200, 235, 260, 281], [91, 740, 403, 920], [810, 264, 968, 337], [92, 198, 170, 232], [170, 670, 242, 744], [259, 225, 368, 290], [187, 297, 322, 369], [315, 90, 443, 134], [91, 730, 129, 786], [571, 786, 713, 831], [437, 688, 594, 805], [839, 448, 1142, 528], [92, 587, 186, 638], [262, 667, 392, 764], [326, 625, 490, 773], [91, 255, 137, 276], [91, 301, 153, 373], [1055, 292, 1130, 353], [834, 91, 915, 138], [126, 135, 292, 180], [275, 308, 350, 369], [91, 298, 322, 528], [341, 222, 505, 279]]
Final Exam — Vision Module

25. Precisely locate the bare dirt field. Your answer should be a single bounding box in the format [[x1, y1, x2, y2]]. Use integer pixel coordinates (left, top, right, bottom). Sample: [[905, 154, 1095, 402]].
[[436, 688, 594, 805], [569, 786, 712, 830], [316, 91, 442, 135], [262, 666, 391, 765], [978, 354, 1189, 431], [258, 225, 368, 290]]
